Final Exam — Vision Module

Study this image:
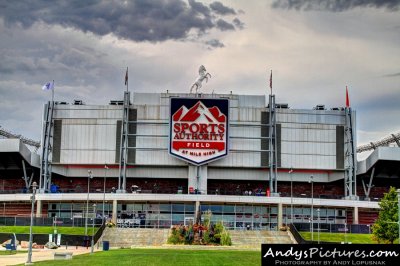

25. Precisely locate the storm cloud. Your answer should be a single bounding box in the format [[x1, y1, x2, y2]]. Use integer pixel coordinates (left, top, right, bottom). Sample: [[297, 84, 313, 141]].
[[272, 0, 400, 12], [210, 1, 236, 15], [216, 19, 235, 31], [0, 0, 240, 42]]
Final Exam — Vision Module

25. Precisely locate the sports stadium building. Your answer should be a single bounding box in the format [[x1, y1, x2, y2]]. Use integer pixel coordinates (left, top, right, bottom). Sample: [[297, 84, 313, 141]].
[[0, 91, 399, 230]]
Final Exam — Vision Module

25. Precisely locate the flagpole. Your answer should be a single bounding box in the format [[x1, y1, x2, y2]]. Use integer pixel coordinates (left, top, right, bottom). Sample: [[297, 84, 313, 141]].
[[52, 80, 55, 103], [126, 67, 128, 92], [270, 70, 272, 95]]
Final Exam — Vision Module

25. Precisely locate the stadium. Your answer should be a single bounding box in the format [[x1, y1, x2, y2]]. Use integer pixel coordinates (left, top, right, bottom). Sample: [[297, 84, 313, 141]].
[[1, 86, 399, 237]]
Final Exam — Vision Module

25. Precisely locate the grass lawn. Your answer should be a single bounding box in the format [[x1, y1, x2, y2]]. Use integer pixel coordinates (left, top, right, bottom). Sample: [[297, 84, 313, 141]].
[[28, 249, 261, 266], [0, 226, 98, 235], [300, 232, 377, 244]]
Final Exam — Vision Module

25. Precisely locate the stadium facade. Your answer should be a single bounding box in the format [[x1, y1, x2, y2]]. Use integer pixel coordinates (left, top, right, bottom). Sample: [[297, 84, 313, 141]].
[[1, 91, 399, 230]]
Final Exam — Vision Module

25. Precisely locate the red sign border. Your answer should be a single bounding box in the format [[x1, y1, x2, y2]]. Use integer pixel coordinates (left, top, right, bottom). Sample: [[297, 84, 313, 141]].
[[168, 97, 229, 166]]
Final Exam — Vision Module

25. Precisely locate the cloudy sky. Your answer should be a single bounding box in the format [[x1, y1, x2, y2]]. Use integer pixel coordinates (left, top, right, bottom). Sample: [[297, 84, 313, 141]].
[[0, 0, 399, 159]]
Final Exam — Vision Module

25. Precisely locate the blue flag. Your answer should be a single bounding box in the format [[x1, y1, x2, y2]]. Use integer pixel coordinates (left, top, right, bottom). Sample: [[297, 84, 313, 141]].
[[42, 81, 54, 91]]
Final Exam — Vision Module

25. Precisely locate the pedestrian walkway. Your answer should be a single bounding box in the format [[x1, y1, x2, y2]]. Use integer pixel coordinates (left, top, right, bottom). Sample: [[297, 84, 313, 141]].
[[0, 245, 97, 266]]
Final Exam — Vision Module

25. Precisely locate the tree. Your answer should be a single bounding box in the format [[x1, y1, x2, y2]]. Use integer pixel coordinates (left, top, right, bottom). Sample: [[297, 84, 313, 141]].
[[372, 187, 399, 244]]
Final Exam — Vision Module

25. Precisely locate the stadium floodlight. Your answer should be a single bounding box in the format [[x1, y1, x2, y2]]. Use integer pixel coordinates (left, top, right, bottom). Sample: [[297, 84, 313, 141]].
[[397, 189, 400, 244], [289, 168, 293, 224], [85, 170, 93, 236], [309, 175, 314, 242], [26, 181, 37, 265], [91, 203, 96, 254]]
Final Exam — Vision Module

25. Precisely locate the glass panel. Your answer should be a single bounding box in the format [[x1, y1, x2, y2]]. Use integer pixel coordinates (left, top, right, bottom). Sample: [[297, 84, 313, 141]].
[[243, 213, 252, 221], [159, 220, 171, 228], [253, 206, 263, 214], [222, 215, 235, 223], [172, 204, 184, 212], [159, 213, 171, 221], [172, 214, 184, 225], [303, 208, 311, 215], [244, 205, 253, 213], [184, 204, 194, 213], [326, 209, 335, 217], [223, 205, 234, 213], [159, 204, 171, 212], [60, 203, 71, 210], [211, 214, 223, 222], [236, 205, 245, 213], [148, 203, 159, 211], [294, 207, 302, 214], [73, 203, 83, 210], [134, 204, 143, 211], [210, 205, 222, 213], [200, 205, 210, 212]]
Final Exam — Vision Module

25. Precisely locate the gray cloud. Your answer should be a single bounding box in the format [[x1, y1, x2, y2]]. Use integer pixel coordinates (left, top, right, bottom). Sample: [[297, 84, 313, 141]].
[[233, 18, 244, 29], [272, 0, 400, 12], [205, 39, 225, 48], [216, 19, 235, 31], [210, 1, 236, 15], [0, 0, 240, 43]]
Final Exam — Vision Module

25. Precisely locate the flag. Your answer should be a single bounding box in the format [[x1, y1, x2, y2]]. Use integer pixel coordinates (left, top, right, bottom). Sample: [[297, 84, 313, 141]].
[[346, 86, 350, 108], [42, 81, 54, 91], [269, 70, 272, 90], [124, 67, 128, 85]]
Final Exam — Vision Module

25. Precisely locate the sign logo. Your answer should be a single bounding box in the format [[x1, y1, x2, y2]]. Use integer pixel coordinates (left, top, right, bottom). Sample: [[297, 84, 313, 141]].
[[169, 98, 229, 165]]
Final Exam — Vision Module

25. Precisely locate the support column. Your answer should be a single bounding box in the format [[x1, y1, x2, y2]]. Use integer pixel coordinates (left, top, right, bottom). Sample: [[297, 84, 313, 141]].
[[353, 206, 359, 224], [188, 165, 208, 194], [36, 200, 42, 218], [195, 201, 200, 224], [277, 203, 283, 229], [112, 200, 118, 224], [188, 165, 197, 194], [198, 165, 208, 195]]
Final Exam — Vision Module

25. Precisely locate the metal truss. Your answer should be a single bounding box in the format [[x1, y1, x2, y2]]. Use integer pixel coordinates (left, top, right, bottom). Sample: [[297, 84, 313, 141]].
[[357, 132, 400, 153]]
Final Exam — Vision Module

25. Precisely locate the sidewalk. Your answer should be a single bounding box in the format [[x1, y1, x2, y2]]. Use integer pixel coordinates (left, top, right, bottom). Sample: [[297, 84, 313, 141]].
[[0, 245, 98, 266]]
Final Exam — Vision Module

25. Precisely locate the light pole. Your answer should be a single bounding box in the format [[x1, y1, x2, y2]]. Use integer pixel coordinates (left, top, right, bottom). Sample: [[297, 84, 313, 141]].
[[289, 168, 293, 224], [85, 170, 93, 236], [397, 189, 400, 244], [317, 208, 320, 244], [91, 203, 96, 254], [102, 165, 109, 219], [26, 181, 37, 265], [344, 222, 348, 244], [309, 175, 314, 241]]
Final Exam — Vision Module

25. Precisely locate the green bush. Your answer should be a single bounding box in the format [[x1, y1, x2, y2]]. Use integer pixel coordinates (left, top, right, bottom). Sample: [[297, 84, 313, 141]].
[[202, 230, 211, 244], [220, 228, 232, 246], [167, 227, 184, 244], [184, 226, 194, 244]]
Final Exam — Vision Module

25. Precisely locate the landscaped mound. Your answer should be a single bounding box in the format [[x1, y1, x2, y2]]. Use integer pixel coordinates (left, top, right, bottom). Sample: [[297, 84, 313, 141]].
[[167, 210, 231, 246]]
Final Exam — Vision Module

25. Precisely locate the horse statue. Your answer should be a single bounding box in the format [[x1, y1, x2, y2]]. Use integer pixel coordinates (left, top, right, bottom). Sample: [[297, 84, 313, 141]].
[[190, 65, 211, 94]]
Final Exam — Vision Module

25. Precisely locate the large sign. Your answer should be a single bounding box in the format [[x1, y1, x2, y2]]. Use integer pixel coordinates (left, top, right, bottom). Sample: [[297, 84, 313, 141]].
[[169, 97, 229, 165]]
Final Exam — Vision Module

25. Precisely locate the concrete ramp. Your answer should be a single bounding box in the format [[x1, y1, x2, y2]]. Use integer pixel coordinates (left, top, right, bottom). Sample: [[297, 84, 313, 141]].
[[229, 230, 295, 249], [101, 228, 170, 248]]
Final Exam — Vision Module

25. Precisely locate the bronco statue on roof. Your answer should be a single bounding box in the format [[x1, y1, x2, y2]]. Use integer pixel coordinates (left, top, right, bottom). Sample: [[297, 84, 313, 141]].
[[190, 65, 211, 94]]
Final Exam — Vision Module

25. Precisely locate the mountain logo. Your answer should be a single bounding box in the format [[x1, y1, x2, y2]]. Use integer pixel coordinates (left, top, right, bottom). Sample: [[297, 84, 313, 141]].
[[169, 98, 229, 165]]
